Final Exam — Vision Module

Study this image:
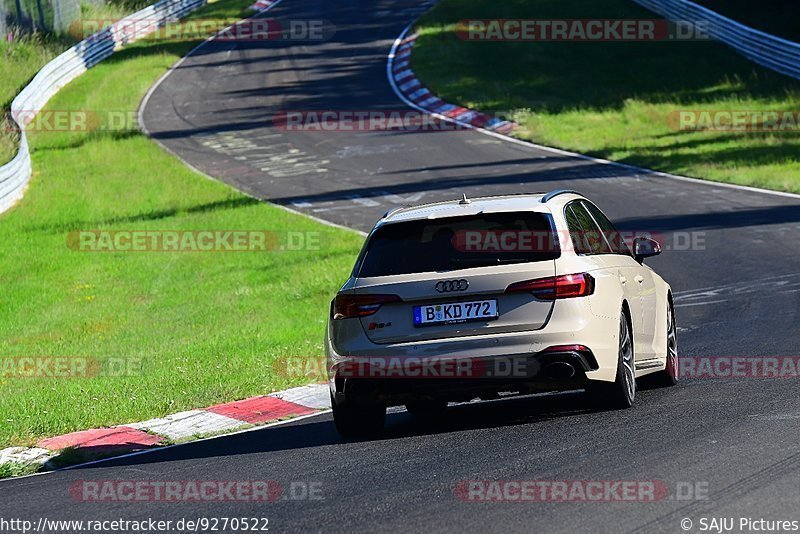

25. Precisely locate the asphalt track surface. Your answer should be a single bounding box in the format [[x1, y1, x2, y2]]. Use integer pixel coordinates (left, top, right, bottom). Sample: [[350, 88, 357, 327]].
[[4, 1, 800, 532]]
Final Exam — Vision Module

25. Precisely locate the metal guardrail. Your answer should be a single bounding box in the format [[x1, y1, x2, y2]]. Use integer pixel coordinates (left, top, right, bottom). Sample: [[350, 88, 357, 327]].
[[633, 0, 800, 80], [0, 0, 205, 214]]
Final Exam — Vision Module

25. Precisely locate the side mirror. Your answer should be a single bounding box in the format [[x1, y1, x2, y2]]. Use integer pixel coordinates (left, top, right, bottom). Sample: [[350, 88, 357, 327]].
[[633, 237, 661, 263]]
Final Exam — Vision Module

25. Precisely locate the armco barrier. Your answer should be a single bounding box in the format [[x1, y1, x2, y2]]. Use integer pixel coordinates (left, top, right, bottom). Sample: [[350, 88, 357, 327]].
[[0, 0, 206, 214], [633, 0, 800, 80]]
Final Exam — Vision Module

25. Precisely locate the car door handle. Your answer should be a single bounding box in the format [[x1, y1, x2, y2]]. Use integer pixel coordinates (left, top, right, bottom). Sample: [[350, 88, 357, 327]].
[[634, 275, 644, 284], [619, 276, 627, 284]]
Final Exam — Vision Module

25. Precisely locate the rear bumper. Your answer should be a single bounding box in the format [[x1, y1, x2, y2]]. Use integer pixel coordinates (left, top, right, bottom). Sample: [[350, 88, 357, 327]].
[[330, 348, 598, 406], [326, 298, 621, 405]]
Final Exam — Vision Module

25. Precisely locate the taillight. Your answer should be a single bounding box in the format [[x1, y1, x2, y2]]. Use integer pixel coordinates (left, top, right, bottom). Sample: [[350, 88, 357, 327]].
[[332, 293, 401, 319], [542, 344, 591, 353], [505, 273, 594, 300]]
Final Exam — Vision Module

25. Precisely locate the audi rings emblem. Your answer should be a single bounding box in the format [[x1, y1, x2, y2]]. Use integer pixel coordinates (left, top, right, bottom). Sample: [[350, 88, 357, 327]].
[[435, 279, 469, 293]]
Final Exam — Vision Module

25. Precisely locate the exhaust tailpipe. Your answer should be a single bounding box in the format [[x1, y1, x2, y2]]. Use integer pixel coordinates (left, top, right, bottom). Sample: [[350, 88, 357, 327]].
[[545, 362, 576, 380]]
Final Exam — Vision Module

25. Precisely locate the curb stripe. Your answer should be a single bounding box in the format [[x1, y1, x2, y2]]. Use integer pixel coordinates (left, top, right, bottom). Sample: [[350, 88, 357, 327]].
[[208, 396, 316, 424], [128, 410, 247, 441], [38, 427, 162, 451], [0, 447, 54, 465], [2, 383, 331, 472], [269, 384, 331, 409], [387, 29, 517, 138], [399, 79, 421, 91], [408, 88, 430, 101]]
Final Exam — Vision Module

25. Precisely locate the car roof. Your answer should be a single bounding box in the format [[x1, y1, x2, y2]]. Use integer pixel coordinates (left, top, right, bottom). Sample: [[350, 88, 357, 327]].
[[378, 191, 585, 226]]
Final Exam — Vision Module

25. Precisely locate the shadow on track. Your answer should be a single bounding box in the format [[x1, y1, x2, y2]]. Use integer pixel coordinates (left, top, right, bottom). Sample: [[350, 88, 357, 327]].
[[67, 385, 681, 473]]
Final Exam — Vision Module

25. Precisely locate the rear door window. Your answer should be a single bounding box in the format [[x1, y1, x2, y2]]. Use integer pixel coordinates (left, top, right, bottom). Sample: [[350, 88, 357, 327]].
[[582, 201, 632, 256], [565, 202, 612, 255]]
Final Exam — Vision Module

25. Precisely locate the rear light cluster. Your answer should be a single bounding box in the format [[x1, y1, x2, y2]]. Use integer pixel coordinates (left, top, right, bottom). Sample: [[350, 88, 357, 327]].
[[505, 273, 594, 300], [332, 294, 401, 320], [542, 344, 591, 353]]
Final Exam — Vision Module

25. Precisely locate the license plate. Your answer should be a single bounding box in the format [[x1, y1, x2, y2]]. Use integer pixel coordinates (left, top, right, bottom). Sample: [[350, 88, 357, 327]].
[[413, 299, 498, 327]]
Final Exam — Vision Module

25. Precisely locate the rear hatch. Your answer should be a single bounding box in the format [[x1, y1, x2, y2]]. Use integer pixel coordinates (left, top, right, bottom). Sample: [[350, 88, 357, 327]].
[[352, 211, 560, 344]]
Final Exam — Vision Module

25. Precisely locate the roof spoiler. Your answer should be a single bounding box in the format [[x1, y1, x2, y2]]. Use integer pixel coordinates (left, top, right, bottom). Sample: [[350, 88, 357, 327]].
[[540, 189, 582, 203]]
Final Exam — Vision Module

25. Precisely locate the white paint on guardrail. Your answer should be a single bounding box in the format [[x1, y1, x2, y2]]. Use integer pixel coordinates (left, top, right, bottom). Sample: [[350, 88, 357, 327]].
[[633, 0, 800, 80], [0, 0, 206, 215]]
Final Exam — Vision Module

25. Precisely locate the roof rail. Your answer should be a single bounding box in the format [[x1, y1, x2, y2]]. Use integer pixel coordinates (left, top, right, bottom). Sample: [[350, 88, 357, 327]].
[[540, 189, 582, 203]]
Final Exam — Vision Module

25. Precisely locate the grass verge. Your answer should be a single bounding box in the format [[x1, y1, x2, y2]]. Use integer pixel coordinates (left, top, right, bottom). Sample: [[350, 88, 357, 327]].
[[0, 33, 67, 164], [0, 1, 151, 165], [411, 0, 800, 193], [0, 0, 362, 449]]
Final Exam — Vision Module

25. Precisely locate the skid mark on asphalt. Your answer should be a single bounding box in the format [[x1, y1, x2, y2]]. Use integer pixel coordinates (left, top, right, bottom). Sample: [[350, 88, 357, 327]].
[[629, 453, 800, 533], [629, 451, 800, 534], [749, 412, 800, 420], [335, 144, 407, 158], [290, 191, 428, 213], [673, 272, 800, 308], [197, 131, 329, 177]]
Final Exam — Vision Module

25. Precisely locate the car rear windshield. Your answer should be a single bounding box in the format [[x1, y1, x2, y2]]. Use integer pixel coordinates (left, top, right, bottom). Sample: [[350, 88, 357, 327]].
[[356, 212, 560, 277]]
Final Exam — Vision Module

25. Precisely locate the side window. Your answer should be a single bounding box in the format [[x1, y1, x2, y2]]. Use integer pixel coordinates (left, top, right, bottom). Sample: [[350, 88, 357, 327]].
[[564, 202, 612, 255], [582, 201, 632, 256]]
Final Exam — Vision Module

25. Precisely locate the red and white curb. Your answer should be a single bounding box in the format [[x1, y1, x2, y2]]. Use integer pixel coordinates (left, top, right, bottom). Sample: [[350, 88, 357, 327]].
[[0, 383, 330, 470], [389, 33, 516, 135]]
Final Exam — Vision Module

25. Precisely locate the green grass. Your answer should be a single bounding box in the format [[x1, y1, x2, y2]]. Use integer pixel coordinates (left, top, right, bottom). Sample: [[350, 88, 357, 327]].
[[411, 0, 800, 193], [0, 0, 363, 448], [0, 0, 152, 165], [0, 461, 41, 478], [0, 33, 69, 164]]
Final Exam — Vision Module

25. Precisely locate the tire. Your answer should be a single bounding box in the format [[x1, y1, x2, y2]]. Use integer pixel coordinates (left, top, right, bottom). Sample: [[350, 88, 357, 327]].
[[651, 301, 678, 387], [331, 395, 386, 438], [588, 309, 636, 409], [405, 399, 448, 418]]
